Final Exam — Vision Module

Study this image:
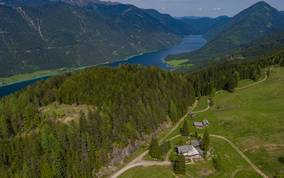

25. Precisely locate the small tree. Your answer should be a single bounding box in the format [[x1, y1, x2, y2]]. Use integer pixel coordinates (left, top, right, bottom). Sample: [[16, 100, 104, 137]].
[[210, 87, 216, 98], [201, 129, 210, 158], [149, 137, 162, 159], [224, 77, 237, 92], [209, 97, 214, 107], [180, 121, 189, 136], [212, 154, 223, 171], [266, 68, 271, 78], [173, 155, 185, 175]]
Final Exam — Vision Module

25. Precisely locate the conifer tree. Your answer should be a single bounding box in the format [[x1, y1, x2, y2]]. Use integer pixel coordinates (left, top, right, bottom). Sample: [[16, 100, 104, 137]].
[[202, 129, 210, 158], [180, 120, 189, 136], [212, 154, 223, 171], [173, 155, 185, 174], [149, 138, 162, 159]]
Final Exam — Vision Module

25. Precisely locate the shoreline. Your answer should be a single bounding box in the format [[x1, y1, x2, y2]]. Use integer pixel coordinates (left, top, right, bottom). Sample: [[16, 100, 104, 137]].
[[0, 35, 204, 93]]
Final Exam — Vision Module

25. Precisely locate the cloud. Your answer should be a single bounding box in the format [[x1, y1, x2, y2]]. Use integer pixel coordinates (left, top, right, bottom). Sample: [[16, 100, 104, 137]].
[[213, 7, 222, 11]]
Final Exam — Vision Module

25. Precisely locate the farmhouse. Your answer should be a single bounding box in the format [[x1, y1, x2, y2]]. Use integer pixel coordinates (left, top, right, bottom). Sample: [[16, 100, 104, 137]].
[[193, 120, 209, 129], [176, 145, 202, 160]]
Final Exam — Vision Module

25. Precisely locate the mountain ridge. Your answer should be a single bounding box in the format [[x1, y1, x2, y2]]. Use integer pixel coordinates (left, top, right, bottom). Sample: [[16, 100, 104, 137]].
[[0, 0, 186, 77], [167, 1, 284, 66]]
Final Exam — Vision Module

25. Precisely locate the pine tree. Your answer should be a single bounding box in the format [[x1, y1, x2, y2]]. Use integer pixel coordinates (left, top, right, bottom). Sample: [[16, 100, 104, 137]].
[[180, 120, 189, 136], [149, 138, 162, 159], [224, 76, 236, 92], [202, 129, 210, 158], [212, 154, 223, 171], [173, 155, 185, 175]]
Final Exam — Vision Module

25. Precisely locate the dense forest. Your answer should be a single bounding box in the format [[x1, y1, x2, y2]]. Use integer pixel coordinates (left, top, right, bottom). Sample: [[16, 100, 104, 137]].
[[0, 52, 283, 177], [0, 66, 195, 177]]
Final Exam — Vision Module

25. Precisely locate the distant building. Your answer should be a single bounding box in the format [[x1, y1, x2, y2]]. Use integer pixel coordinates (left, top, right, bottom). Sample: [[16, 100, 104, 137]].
[[193, 120, 209, 129], [189, 112, 196, 118], [176, 145, 202, 160]]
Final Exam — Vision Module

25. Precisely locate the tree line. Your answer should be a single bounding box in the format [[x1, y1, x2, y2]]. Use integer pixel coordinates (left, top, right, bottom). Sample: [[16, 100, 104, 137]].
[[0, 51, 283, 177]]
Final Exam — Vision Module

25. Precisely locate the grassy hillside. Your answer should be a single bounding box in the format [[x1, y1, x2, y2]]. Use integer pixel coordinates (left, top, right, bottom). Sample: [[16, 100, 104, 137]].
[[120, 67, 284, 178]]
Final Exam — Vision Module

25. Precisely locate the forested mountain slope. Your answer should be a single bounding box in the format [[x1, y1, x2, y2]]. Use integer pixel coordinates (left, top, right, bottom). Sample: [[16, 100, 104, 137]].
[[0, 66, 196, 177], [180, 16, 230, 35], [0, 49, 283, 177], [167, 1, 284, 64], [0, 0, 189, 77]]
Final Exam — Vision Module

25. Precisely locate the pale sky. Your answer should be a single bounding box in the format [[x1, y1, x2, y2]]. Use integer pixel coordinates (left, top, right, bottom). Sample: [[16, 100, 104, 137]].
[[104, 0, 284, 17]]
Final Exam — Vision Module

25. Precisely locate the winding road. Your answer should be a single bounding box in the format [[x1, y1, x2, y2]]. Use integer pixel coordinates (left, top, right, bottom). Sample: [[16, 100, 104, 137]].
[[211, 135, 269, 178], [236, 72, 267, 90], [110, 73, 269, 178], [110, 101, 198, 178]]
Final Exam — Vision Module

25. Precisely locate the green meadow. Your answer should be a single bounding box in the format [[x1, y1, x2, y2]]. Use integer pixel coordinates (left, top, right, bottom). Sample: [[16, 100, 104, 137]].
[[120, 67, 284, 178]]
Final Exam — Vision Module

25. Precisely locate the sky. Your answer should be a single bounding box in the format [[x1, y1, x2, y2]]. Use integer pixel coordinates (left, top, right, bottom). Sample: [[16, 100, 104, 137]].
[[104, 0, 284, 17]]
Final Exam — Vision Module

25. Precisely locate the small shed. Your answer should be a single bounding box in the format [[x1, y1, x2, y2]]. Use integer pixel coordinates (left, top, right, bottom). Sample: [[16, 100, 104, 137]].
[[193, 120, 209, 129], [193, 121, 204, 129]]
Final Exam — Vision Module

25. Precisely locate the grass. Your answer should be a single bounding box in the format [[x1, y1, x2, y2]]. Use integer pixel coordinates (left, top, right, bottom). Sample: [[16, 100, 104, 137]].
[[0, 68, 66, 86], [166, 59, 193, 68], [196, 67, 284, 177], [193, 96, 208, 111], [119, 67, 284, 178], [40, 103, 95, 123], [119, 166, 174, 178], [120, 138, 258, 178]]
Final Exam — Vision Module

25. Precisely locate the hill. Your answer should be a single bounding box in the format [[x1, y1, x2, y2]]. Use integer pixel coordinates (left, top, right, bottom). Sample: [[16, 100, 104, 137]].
[[167, 1, 284, 67], [121, 66, 284, 178], [0, 65, 196, 177], [0, 0, 192, 77], [0, 48, 283, 177]]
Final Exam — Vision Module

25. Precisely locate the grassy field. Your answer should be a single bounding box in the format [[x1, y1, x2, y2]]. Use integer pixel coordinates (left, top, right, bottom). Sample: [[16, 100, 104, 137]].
[[0, 69, 66, 86], [119, 166, 174, 178], [119, 67, 284, 178], [193, 96, 208, 111], [192, 67, 284, 177], [120, 138, 259, 178], [166, 59, 193, 68]]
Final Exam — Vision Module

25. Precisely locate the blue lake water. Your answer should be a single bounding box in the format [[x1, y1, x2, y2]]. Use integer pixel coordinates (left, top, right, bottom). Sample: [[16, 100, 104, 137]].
[[0, 35, 206, 97], [107, 35, 206, 69]]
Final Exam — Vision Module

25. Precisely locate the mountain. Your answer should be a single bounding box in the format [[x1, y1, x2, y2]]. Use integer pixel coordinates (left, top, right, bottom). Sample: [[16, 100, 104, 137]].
[[143, 9, 192, 35], [231, 31, 284, 59], [180, 16, 230, 35], [167, 1, 284, 65], [0, 0, 191, 77]]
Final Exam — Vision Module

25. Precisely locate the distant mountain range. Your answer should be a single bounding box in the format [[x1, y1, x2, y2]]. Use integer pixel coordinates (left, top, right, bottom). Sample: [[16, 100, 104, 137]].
[[168, 1, 284, 66], [180, 16, 230, 35], [0, 0, 192, 77], [1, 0, 283, 77]]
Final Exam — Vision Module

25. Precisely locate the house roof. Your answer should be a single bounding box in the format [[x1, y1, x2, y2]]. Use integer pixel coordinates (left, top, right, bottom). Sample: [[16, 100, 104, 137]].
[[193, 122, 204, 127], [176, 145, 200, 156]]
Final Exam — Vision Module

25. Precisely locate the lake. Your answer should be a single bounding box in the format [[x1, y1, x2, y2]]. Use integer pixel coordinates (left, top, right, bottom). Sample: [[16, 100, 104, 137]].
[[0, 35, 206, 97], [107, 35, 206, 69]]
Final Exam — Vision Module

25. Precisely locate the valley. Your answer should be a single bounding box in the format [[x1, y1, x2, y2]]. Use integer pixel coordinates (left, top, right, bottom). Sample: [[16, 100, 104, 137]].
[[0, 0, 283, 178], [0, 35, 206, 97]]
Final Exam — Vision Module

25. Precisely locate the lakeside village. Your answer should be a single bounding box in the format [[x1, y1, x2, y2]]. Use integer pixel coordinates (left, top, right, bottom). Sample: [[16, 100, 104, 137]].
[[148, 112, 213, 174]]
